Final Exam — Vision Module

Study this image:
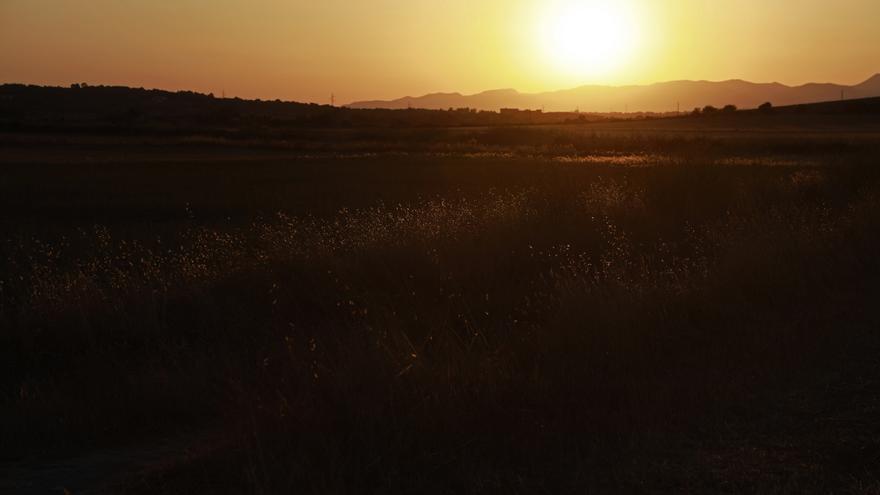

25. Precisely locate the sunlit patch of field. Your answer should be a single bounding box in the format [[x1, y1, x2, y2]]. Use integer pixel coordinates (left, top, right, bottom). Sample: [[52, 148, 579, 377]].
[[2, 130, 880, 493]]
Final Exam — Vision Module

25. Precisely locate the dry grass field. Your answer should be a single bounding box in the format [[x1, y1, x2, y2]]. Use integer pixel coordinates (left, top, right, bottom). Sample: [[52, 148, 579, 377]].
[[2, 121, 880, 493]]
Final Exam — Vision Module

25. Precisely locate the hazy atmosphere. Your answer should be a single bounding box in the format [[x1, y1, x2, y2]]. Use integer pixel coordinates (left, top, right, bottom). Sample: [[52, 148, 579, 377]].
[[2, 0, 880, 103], [3, 1, 880, 493]]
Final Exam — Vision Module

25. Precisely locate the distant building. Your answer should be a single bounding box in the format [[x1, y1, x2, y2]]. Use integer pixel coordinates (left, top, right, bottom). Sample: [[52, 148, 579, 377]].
[[500, 108, 543, 116]]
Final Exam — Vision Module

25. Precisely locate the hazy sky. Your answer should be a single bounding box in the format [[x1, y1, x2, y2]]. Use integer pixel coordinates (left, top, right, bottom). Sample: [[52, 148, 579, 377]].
[[2, 0, 879, 104]]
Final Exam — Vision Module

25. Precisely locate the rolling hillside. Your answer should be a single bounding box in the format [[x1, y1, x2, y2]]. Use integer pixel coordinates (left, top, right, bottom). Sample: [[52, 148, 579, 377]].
[[348, 74, 880, 112]]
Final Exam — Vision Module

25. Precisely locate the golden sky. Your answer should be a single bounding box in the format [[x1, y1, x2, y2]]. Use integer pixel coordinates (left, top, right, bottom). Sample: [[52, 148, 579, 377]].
[[1, 0, 879, 104]]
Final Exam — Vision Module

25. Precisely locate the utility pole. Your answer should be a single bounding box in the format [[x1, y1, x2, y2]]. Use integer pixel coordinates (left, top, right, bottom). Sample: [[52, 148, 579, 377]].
[[331, 93, 336, 107]]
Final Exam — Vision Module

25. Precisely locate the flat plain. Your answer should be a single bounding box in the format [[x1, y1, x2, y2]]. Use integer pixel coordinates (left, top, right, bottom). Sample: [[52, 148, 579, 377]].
[[2, 113, 880, 493]]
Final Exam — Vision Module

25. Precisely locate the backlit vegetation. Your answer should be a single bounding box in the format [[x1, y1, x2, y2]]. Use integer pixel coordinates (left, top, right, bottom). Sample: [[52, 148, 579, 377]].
[[2, 131, 880, 492]]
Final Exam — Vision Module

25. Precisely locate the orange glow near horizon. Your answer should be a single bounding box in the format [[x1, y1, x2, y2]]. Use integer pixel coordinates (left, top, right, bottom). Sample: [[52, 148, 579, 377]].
[[1, 0, 879, 104]]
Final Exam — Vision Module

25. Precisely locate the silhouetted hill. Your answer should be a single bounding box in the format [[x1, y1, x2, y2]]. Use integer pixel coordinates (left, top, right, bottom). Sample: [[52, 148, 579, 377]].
[[0, 84, 625, 133], [1, 83, 879, 138], [854, 73, 880, 93], [348, 75, 880, 112]]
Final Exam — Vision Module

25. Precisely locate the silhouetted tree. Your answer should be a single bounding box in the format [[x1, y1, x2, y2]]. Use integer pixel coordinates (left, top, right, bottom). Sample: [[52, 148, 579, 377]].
[[722, 104, 737, 113], [758, 102, 773, 113], [691, 107, 702, 116], [702, 105, 719, 114]]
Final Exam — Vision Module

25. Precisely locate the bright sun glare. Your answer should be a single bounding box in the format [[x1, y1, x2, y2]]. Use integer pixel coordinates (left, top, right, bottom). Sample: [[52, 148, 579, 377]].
[[538, 1, 639, 80]]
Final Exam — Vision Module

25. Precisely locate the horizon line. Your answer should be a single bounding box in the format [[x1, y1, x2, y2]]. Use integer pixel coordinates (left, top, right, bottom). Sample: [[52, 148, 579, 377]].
[[4, 72, 879, 108]]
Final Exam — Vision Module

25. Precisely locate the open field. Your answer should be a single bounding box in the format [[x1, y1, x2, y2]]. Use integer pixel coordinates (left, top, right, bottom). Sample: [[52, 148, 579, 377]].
[[2, 121, 880, 493]]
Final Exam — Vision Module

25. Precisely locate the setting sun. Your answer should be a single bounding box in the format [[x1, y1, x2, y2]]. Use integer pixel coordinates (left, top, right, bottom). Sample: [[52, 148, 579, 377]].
[[3, 1, 880, 492], [537, 1, 640, 79]]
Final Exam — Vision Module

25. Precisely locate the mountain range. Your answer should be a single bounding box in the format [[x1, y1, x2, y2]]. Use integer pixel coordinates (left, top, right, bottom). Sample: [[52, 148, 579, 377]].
[[348, 74, 880, 113]]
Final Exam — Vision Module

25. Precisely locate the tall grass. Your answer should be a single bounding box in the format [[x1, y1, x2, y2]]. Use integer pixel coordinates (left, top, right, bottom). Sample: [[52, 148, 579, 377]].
[[2, 153, 880, 492]]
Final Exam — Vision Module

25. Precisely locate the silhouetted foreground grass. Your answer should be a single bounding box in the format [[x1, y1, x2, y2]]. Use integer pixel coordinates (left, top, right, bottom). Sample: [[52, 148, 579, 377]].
[[2, 132, 880, 493]]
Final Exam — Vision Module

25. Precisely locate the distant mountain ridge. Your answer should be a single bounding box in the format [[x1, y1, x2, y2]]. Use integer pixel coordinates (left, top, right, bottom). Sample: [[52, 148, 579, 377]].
[[348, 74, 880, 113]]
